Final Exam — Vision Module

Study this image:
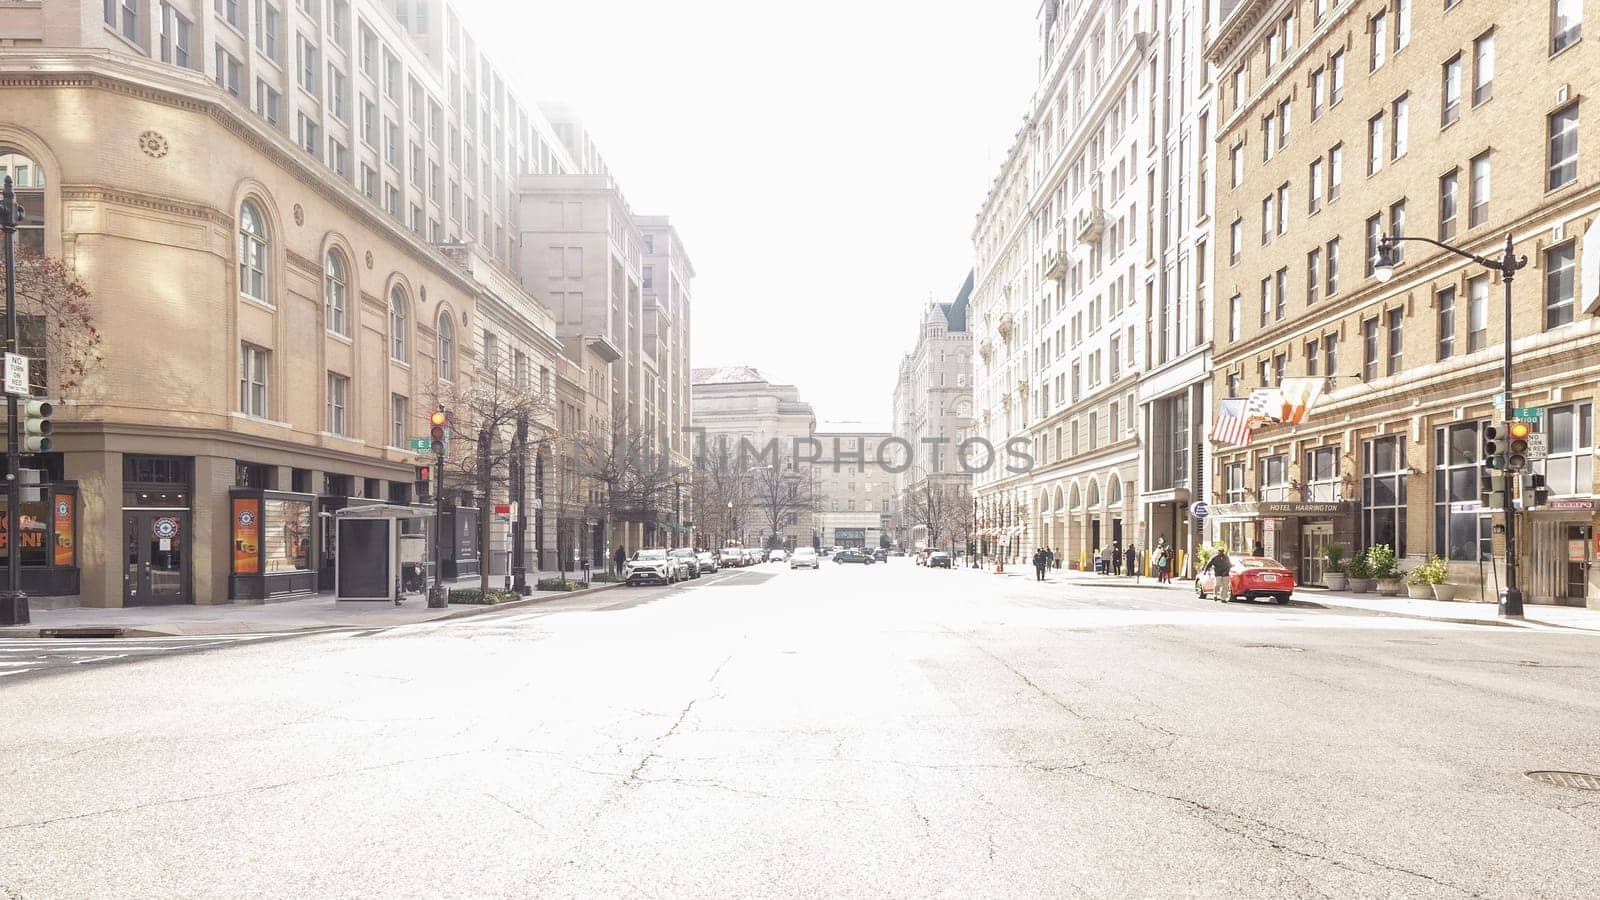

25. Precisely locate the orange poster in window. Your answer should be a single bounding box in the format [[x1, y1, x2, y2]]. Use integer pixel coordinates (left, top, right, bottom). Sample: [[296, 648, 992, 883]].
[[53, 494, 74, 567], [232, 498, 260, 574]]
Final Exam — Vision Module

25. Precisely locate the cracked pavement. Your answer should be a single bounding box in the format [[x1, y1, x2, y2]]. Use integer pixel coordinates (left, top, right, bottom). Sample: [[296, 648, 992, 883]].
[[2, 560, 1599, 897]]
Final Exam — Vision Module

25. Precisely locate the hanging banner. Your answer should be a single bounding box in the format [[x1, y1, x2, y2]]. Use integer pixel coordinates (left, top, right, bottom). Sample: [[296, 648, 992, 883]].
[[53, 493, 75, 567], [232, 497, 260, 574]]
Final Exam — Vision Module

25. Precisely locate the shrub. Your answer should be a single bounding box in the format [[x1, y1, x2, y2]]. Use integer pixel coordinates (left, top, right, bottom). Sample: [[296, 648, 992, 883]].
[[1322, 544, 1347, 574], [588, 573, 626, 583], [535, 578, 582, 592], [1416, 556, 1450, 585], [447, 588, 519, 605], [1365, 544, 1400, 580], [1346, 553, 1373, 580]]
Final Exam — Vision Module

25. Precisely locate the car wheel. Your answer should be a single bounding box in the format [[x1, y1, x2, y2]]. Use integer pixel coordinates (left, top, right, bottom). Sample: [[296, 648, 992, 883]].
[[1275, 594, 1290, 605]]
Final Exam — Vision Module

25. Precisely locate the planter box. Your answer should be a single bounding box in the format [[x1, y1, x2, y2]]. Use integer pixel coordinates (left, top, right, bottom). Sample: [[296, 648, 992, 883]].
[[1405, 583, 1433, 599], [1324, 573, 1349, 591], [1348, 578, 1376, 593], [1375, 578, 1402, 596], [1432, 583, 1460, 602]]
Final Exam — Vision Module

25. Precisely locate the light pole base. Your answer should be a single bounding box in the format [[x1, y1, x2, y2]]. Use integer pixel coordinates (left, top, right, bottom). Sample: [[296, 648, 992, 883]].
[[0, 591, 28, 626], [427, 584, 447, 608], [1498, 587, 1525, 618]]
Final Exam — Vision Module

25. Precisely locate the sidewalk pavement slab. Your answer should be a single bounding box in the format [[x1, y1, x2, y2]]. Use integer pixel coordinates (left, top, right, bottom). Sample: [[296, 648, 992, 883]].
[[0, 572, 622, 639], [963, 565, 1600, 633]]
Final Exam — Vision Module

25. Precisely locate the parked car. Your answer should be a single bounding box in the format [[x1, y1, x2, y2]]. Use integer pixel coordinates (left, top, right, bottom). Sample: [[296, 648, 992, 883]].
[[625, 549, 681, 585], [1195, 555, 1296, 604], [789, 547, 819, 569], [720, 548, 745, 568], [669, 548, 701, 578], [928, 551, 952, 568], [767, 548, 788, 563], [697, 551, 718, 573], [743, 549, 760, 566], [873, 548, 888, 562], [834, 549, 874, 565]]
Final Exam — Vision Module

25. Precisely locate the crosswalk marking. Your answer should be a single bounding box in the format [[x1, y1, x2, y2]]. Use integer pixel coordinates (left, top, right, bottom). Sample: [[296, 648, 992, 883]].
[[0, 633, 281, 682]]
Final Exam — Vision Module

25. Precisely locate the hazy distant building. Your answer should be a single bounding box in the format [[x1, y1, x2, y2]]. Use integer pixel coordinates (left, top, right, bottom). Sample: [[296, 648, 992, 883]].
[[690, 367, 817, 548], [813, 425, 895, 550]]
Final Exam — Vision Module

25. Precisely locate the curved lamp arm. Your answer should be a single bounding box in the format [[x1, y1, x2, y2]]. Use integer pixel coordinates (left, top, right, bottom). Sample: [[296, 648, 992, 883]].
[[1376, 231, 1528, 281]]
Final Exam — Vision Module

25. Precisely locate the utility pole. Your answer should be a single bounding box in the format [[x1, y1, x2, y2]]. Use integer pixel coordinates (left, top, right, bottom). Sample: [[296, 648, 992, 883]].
[[0, 176, 27, 626], [428, 406, 448, 607]]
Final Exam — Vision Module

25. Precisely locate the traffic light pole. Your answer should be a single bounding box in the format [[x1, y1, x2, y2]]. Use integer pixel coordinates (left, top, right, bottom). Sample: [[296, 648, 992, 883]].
[[1, 177, 26, 626], [1377, 231, 1527, 617], [428, 404, 447, 608]]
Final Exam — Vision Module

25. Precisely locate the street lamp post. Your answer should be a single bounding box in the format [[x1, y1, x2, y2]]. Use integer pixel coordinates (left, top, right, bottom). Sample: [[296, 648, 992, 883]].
[[1375, 231, 1527, 617]]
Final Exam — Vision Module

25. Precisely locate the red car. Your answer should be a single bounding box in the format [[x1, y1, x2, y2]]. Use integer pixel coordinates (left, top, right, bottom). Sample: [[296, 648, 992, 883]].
[[1195, 556, 1296, 604]]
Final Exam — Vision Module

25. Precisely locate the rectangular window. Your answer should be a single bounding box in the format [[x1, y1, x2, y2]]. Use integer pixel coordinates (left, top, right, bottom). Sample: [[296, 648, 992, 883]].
[[1542, 402, 1594, 496], [1389, 200, 1406, 261], [159, 3, 193, 67], [296, 113, 318, 157], [240, 344, 269, 417], [296, 32, 317, 95], [1307, 445, 1341, 501], [1278, 100, 1291, 147], [1468, 274, 1489, 351], [1363, 317, 1379, 381], [328, 138, 348, 177], [1435, 423, 1491, 561], [1442, 55, 1461, 125], [1229, 294, 1241, 341], [256, 2, 280, 60], [390, 394, 407, 448], [1230, 143, 1243, 187], [1328, 143, 1343, 199], [1275, 266, 1288, 320], [1368, 114, 1384, 175], [1553, 0, 1583, 54], [1395, 0, 1411, 50], [1472, 30, 1494, 105], [1261, 195, 1274, 244], [384, 118, 399, 166], [1264, 113, 1277, 161], [1311, 67, 1325, 120], [360, 164, 376, 201], [1306, 248, 1321, 305], [1326, 237, 1341, 296], [1230, 218, 1242, 263], [1548, 102, 1579, 190], [1306, 340, 1320, 375], [360, 95, 375, 146], [1308, 158, 1324, 212], [1364, 436, 1407, 556], [1371, 12, 1388, 71], [1436, 286, 1456, 360], [358, 23, 375, 75], [217, 0, 241, 29], [1259, 454, 1290, 501], [255, 80, 281, 126], [1391, 93, 1409, 159], [215, 48, 242, 96], [1260, 277, 1272, 327], [409, 142, 422, 186], [1439, 169, 1459, 240], [1323, 333, 1339, 385], [328, 65, 346, 121], [1331, 49, 1345, 103], [1365, 214, 1383, 277], [326, 373, 349, 436], [1545, 240, 1577, 329], [1386, 307, 1404, 375], [1466, 151, 1490, 228]]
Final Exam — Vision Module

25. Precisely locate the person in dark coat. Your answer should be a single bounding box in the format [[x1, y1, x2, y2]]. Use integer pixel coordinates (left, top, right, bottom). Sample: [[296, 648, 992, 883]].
[[1124, 543, 1137, 578], [1032, 548, 1047, 581], [614, 545, 627, 574], [1110, 540, 1122, 575]]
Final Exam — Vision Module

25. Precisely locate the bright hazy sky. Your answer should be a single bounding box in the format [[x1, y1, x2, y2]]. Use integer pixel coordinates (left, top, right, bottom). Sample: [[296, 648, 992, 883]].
[[462, 0, 1039, 425]]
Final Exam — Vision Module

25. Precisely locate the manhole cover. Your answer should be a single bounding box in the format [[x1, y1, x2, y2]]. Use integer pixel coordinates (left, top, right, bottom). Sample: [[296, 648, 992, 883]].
[[1527, 771, 1600, 790]]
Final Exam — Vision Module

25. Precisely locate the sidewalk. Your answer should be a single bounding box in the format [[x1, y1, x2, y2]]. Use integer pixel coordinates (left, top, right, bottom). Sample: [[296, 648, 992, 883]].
[[0, 571, 621, 638], [966, 563, 1600, 633]]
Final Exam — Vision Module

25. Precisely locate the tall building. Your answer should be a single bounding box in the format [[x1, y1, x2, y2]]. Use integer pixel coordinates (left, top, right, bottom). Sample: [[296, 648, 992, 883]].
[[0, 0, 681, 608], [814, 424, 895, 550], [689, 367, 817, 548], [1206, 0, 1599, 605], [890, 272, 976, 549], [972, 0, 1200, 568]]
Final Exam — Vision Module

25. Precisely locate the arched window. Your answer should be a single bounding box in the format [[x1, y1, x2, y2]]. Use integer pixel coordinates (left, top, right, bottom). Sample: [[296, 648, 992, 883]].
[[1106, 478, 1122, 507], [389, 287, 408, 361], [324, 250, 349, 336], [238, 200, 268, 302], [0, 151, 44, 253], [437, 311, 454, 381], [1086, 480, 1101, 508]]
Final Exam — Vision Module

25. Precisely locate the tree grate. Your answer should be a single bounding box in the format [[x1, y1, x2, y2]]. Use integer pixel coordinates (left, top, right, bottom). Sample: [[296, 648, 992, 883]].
[[1526, 771, 1600, 791]]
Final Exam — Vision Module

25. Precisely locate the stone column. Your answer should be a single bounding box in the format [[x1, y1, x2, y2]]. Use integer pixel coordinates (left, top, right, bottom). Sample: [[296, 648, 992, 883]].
[[63, 449, 121, 608], [192, 454, 234, 605]]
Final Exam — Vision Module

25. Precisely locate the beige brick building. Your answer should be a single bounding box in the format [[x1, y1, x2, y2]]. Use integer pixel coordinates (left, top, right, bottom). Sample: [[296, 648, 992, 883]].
[[813, 425, 895, 551], [1207, 0, 1599, 605], [0, 0, 676, 608]]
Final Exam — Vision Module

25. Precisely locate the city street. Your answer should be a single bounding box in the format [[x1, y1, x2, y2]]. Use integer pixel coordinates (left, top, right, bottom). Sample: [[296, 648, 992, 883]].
[[3, 559, 1599, 898]]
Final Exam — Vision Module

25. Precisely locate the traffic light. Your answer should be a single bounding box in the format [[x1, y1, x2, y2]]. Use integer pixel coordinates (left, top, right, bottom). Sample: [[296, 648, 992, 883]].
[[415, 464, 432, 502], [1479, 470, 1508, 511], [429, 409, 448, 455], [1482, 423, 1504, 470], [21, 398, 52, 453], [1526, 472, 1549, 508], [1506, 420, 1532, 471]]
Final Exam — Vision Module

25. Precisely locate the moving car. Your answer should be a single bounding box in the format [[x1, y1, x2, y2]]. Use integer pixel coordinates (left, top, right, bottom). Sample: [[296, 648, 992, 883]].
[[1195, 555, 1296, 604], [669, 547, 701, 578], [789, 547, 819, 569], [719, 548, 745, 568], [928, 551, 952, 569], [625, 549, 682, 585], [767, 548, 788, 563], [834, 548, 874, 565], [697, 551, 719, 573]]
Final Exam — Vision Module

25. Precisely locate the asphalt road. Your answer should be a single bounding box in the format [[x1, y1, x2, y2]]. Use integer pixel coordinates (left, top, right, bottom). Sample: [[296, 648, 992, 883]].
[[3, 559, 1599, 898]]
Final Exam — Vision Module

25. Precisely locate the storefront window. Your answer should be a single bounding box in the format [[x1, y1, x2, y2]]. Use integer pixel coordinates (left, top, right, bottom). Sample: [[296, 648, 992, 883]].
[[1363, 436, 1406, 556], [1434, 424, 1489, 561], [0, 499, 50, 567], [1542, 403, 1593, 497], [262, 498, 312, 573]]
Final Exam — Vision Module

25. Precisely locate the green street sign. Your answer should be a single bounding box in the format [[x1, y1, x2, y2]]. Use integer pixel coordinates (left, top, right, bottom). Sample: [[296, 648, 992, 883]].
[[409, 438, 433, 452], [1511, 407, 1542, 422]]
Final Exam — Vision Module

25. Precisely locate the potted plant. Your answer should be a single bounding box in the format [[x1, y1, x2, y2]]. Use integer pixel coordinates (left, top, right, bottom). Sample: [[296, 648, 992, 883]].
[[1402, 566, 1433, 599], [1322, 544, 1348, 590], [1367, 544, 1402, 596], [1345, 553, 1375, 593], [1419, 556, 1459, 601]]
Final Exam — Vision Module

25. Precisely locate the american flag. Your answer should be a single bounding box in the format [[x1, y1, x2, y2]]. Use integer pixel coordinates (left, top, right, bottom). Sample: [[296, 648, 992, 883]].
[[1211, 399, 1254, 446]]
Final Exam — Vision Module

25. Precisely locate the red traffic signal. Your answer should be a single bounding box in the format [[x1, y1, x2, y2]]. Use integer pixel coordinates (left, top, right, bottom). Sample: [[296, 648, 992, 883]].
[[416, 465, 431, 481]]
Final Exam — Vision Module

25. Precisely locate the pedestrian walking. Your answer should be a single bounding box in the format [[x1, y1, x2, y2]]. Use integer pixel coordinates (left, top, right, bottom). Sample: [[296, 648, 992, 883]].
[[1032, 547, 1047, 581], [1124, 543, 1137, 579], [614, 545, 627, 575], [1206, 545, 1235, 602], [1155, 546, 1169, 584], [1110, 540, 1122, 575], [1045, 547, 1055, 570]]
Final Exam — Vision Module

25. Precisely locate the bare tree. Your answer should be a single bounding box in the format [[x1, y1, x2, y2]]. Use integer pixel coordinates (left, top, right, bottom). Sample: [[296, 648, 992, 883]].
[[750, 453, 817, 550], [12, 250, 104, 399], [433, 362, 551, 595], [689, 438, 753, 549], [572, 424, 683, 571], [901, 479, 973, 555]]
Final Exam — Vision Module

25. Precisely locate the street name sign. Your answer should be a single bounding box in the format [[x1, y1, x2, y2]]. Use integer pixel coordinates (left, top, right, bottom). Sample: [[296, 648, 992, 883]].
[[409, 437, 433, 452], [1511, 407, 1542, 422]]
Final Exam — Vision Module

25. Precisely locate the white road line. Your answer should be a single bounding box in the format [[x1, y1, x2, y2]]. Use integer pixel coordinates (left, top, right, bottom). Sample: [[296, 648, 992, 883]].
[[0, 668, 38, 677], [71, 654, 128, 664]]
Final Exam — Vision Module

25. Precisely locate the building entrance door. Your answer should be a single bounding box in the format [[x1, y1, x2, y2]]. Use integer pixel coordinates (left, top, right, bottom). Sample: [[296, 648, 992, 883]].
[[123, 510, 190, 605], [1565, 525, 1592, 605], [1301, 522, 1333, 585]]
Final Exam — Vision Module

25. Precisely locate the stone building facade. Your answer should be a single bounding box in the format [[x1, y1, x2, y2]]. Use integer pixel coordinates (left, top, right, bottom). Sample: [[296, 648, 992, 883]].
[[1207, 0, 1599, 605]]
